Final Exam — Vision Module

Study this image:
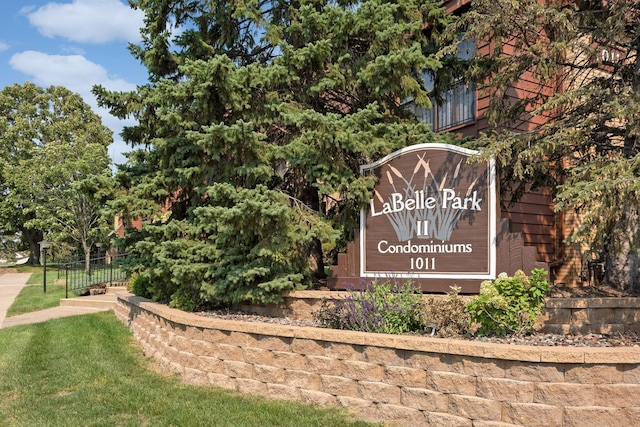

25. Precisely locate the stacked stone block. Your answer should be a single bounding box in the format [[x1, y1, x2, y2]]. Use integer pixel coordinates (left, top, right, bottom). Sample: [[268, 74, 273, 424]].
[[115, 294, 640, 426]]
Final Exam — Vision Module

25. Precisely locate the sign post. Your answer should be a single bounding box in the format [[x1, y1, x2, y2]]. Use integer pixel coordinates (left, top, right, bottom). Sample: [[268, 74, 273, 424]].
[[38, 240, 52, 293]]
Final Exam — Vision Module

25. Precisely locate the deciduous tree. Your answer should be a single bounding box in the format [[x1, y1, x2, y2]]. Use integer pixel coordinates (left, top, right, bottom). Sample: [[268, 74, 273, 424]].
[[0, 83, 114, 266]]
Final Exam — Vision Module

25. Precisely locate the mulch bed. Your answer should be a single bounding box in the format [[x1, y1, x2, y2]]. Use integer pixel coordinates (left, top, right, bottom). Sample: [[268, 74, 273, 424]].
[[196, 284, 640, 348], [549, 284, 640, 298]]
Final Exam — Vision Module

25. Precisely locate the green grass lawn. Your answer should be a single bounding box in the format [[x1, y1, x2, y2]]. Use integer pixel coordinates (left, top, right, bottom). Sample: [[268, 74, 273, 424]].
[[0, 312, 375, 427], [26, 268, 63, 287], [0, 264, 62, 287], [1, 264, 68, 317], [5, 284, 67, 317]]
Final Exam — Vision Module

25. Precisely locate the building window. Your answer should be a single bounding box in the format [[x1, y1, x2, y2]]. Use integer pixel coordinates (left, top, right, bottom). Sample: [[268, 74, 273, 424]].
[[405, 39, 476, 131]]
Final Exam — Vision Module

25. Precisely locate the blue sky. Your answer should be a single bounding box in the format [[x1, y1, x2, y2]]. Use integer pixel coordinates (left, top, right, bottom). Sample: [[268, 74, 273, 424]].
[[0, 0, 150, 166]]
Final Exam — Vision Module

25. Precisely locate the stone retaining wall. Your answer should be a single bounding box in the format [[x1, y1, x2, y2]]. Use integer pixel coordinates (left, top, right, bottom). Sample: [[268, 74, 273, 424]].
[[115, 293, 640, 426], [540, 297, 640, 334]]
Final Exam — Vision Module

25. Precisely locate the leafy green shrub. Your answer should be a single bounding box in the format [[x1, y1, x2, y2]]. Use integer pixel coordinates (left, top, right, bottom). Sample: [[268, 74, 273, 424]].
[[423, 286, 471, 337], [128, 273, 152, 299], [465, 269, 550, 336], [314, 280, 427, 335]]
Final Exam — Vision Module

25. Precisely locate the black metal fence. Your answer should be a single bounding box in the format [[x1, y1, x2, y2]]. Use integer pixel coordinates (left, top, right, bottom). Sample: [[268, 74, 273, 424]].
[[64, 252, 129, 298]]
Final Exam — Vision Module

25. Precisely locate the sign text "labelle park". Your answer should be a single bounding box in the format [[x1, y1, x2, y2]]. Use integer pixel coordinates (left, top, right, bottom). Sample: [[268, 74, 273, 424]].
[[360, 144, 496, 280]]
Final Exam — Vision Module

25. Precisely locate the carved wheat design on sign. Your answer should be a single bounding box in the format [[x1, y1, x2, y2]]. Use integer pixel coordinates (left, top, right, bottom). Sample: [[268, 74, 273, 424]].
[[381, 154, 481, 242]]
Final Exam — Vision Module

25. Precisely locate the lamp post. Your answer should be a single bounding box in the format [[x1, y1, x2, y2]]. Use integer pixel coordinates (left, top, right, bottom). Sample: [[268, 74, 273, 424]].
[[96, 242, 102, 264], [38, 241, 52, 293]]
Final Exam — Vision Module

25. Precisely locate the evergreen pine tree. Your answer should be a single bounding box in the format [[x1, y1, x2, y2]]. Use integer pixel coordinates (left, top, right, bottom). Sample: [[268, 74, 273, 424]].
[[95, 0, 459, 308]]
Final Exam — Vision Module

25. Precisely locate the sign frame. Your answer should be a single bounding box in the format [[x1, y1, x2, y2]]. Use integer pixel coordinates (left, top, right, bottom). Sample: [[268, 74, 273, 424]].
[[359, 143, 496, 280]]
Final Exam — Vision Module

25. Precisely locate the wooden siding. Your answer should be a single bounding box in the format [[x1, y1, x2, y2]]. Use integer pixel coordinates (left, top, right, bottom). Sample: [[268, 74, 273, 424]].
[[443, 0, 472, 13], [501, 187, 557, 263], [440, 0, 567, 278], [554, 208, 588, 285]]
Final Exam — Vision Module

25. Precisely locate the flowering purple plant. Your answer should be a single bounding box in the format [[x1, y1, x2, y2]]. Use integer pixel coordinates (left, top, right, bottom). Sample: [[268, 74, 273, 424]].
[[315, 280, 427, 334]]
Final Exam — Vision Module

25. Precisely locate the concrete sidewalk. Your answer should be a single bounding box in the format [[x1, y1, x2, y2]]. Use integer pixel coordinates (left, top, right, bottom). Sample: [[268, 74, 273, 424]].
[[0, 272, 112, 329], [0, 273, 31, 327]]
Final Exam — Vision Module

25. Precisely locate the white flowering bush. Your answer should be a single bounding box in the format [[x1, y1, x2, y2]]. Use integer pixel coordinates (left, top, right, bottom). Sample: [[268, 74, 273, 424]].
[[465, 269, 550, 336]]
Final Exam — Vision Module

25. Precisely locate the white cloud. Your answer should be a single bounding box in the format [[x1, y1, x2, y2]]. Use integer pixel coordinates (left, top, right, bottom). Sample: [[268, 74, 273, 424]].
[[9, 50, 136, 95], [19, 6, 37, 15], [61, 45, 87, 55], [0, 42, 8, 52], [26, 0, 144, 44], [9, 50, 138, 165]]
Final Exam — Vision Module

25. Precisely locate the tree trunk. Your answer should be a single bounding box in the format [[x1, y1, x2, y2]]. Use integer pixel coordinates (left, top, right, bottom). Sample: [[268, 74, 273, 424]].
[[22, 228, 43, 265], [83, 244, 92, 275], [604, 203, 640, 292], [298, 184, 326, 279], [308, 237, 326, 279]]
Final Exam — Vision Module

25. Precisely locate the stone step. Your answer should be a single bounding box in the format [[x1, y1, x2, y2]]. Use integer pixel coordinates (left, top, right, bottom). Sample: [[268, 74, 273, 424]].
[[60, 294, 117, 310]]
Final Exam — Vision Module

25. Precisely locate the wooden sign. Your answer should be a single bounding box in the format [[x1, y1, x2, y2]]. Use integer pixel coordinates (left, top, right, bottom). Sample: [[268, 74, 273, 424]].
[[360, 143, 496, 280]]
